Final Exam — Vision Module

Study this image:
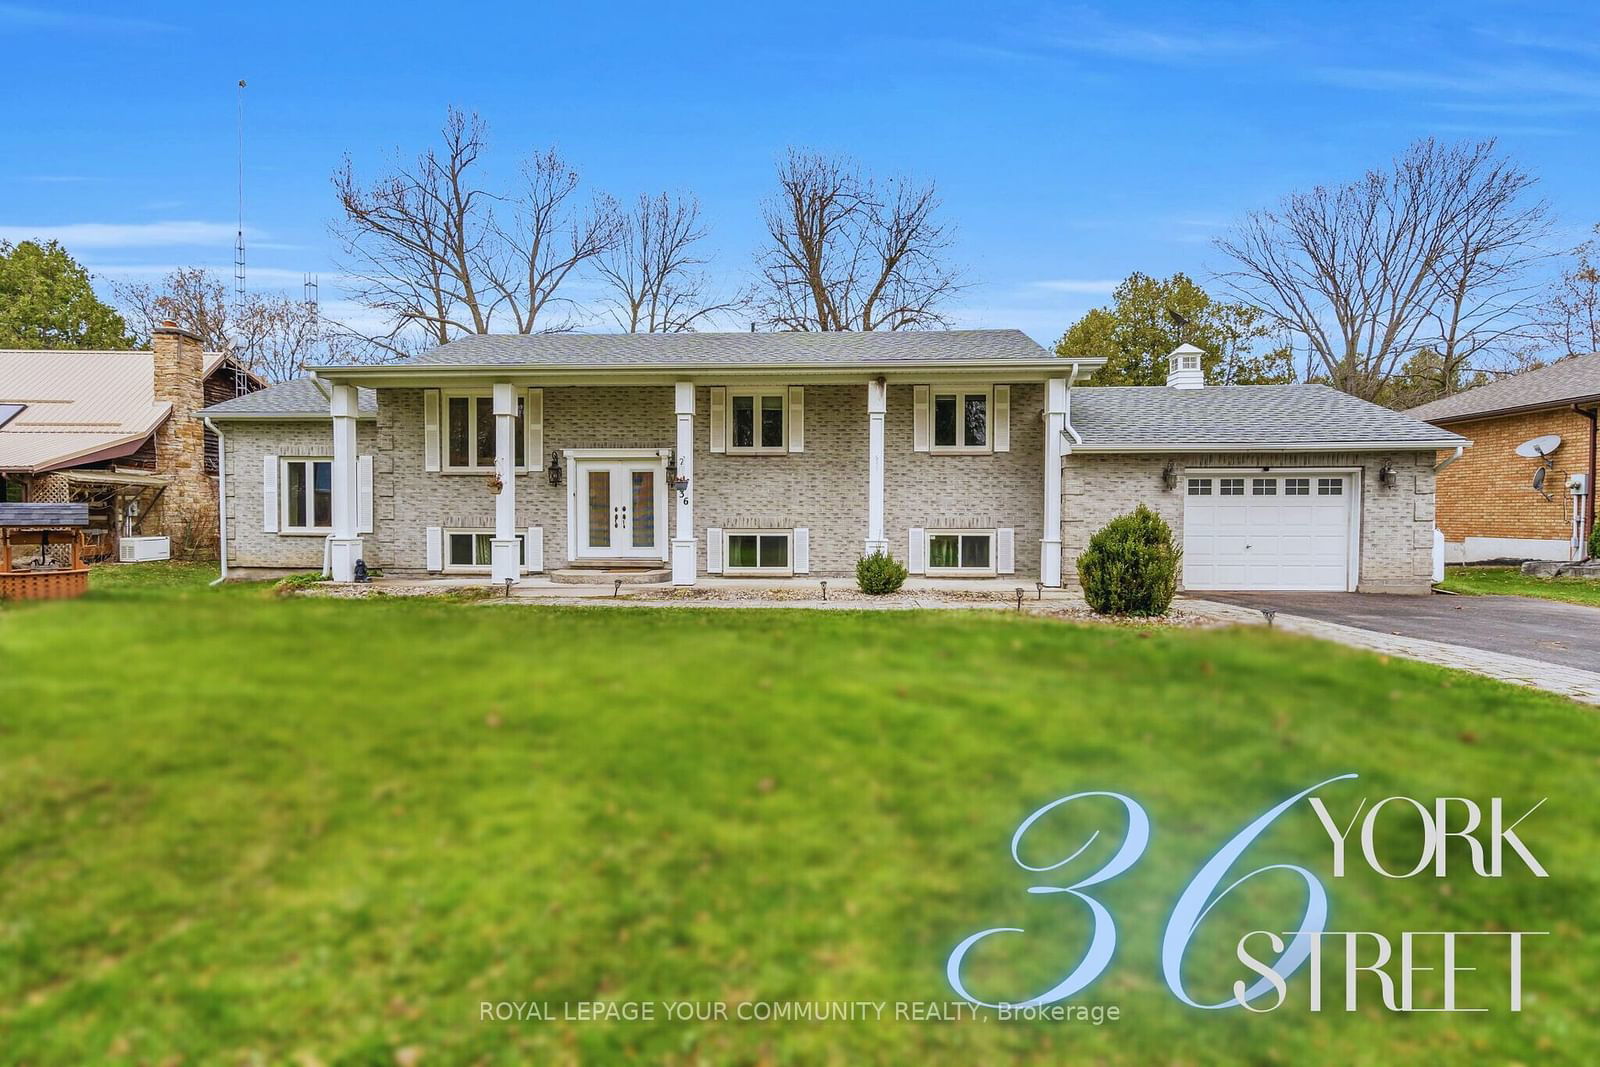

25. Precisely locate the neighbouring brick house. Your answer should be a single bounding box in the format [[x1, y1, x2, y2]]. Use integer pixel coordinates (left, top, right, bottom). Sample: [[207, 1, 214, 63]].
[[199, 332, 1462, 593], [1409, 353, 1600, 563], [0, 323, 264, 559]]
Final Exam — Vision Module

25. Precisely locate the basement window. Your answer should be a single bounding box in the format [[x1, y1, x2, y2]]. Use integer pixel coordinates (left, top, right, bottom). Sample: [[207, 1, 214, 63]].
[[444, 529, 527, 572], [724, 530, 792, 575], [926, 530, 996, 576]]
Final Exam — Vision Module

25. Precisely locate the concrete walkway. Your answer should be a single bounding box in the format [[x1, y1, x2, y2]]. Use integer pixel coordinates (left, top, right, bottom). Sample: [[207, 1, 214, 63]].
[[1182, 597, 1600, 706]]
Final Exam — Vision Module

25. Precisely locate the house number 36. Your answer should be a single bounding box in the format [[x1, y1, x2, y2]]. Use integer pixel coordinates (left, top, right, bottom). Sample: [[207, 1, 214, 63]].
[[946, 773, 1358, 1009]]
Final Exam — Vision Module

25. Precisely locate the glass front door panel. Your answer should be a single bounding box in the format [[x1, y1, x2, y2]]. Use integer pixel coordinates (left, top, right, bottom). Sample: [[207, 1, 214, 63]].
[[587, 469, 611, 548], [631, 471, 655, 549]]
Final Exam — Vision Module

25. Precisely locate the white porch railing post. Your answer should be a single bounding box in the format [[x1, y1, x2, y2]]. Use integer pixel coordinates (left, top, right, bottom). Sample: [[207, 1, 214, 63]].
[[328, 383, 362, 581], [866, 378, 888, 555], [671, 381, 697, 586], [490, 382, 520, 584], [1042, 376, 1067, 587]]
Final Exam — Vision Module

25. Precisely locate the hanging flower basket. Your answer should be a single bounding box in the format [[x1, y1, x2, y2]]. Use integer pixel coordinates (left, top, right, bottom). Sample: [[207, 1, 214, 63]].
[[485, 473, 504, 494]]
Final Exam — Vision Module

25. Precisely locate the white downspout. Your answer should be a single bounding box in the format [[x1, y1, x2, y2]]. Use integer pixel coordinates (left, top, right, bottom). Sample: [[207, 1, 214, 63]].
[[203, 417, 228, 585], [1433, 445, 1463, 474]]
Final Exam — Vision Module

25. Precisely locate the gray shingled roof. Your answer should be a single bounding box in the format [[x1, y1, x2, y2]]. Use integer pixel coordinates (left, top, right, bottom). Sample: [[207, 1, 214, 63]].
[[1070, 385, 1466, 451], [0, 502, 89, 527], [198, 378, 377, 419], [1406, 352, 1600, 424], [402, 329, 1052, 366]]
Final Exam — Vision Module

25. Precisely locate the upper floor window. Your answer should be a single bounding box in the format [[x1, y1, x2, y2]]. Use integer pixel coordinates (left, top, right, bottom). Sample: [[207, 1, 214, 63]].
[[933, 389, 989, 452], [444, 391, 525, 471], [729, 389, 787, 453]]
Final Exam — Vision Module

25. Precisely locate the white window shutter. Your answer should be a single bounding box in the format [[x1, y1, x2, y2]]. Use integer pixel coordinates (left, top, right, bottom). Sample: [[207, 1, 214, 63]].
[[423, 390, 441, 472], [993, 386, 1010, 453], [525, 388, 543, 472], [908, 526, 925, 574], [706, 527, 724, 573], [793, 527, 810, 573], [788, 386, 805, 452], [913, 386, 930, 452], [425, 526, 443, 572], [524, 526, 543, 573], [997, 527, 1016, 574], [357, 455, 374, 533], [709, 387, 727, 453], [261, 455, 279, 533]]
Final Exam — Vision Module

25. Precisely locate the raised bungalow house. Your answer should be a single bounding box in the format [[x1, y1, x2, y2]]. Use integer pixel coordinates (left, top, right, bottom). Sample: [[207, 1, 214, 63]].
[[197, 332, 1464, 594], [1408, 352, 1600, 564]]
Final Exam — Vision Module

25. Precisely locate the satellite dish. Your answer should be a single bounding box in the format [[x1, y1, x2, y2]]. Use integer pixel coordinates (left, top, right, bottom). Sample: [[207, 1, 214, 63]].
[[1533, 466, 1547, 491], [1516, 434, 1562, 459]]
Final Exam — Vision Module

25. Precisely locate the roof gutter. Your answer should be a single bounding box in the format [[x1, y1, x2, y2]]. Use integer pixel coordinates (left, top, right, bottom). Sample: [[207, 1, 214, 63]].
[[1067, 438, 1469, 454], [1420, 392, 1600, 426]]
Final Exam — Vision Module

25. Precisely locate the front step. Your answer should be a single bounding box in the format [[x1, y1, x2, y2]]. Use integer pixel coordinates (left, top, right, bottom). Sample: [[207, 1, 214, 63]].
[[549, 567, 672, 586]]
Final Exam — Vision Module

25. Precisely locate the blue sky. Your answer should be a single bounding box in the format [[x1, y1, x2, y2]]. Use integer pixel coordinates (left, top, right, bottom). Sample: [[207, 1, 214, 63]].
[[2, 1, 1598, 345]]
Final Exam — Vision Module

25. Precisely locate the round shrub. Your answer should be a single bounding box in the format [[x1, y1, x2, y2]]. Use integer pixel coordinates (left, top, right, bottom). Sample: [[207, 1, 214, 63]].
[[1076, 505, 1180, 616], [856, 549, 909, 595], [1589, 522, 1600, 562]]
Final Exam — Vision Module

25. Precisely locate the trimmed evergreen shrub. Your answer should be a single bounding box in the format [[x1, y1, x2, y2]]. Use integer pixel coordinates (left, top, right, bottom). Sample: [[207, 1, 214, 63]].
[[1077, 505, 1180, 616], [1589, 522, 1600, 561], [856, 550, 909, 594]]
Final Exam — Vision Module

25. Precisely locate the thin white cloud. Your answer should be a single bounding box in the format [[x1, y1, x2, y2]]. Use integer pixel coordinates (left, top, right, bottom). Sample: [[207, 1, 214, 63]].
[[0, 4, 174, 32], [1029, 279, 1118, 294], [87, 263, 344, 287], [0, 220, 242, 249]]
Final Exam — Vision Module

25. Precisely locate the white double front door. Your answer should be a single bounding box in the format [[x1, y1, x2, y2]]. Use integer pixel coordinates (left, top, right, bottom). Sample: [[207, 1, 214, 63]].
[[573, 457, 666, 560]]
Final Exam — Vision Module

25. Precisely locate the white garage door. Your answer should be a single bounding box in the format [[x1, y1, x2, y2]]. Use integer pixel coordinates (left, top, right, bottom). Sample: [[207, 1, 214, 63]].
[[1183, 473, 1353, 591]]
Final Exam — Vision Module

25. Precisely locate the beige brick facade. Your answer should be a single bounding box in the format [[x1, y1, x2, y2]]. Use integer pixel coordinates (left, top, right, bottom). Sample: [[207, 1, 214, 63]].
[[218, 384, 1441, 592], [1061, 450, 1439, 594], [1431, 409, 1590, 543]]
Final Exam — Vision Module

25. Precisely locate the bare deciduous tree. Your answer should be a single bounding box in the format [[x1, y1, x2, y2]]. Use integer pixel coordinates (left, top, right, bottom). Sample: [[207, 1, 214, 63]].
[[1536, 225, 1600, 357], [1216, 139, 1548, 402], [595, 192, 742, 332], [331, 108, 620, 351], [753, 149, 962, 331], [112, 267, 335, 382]]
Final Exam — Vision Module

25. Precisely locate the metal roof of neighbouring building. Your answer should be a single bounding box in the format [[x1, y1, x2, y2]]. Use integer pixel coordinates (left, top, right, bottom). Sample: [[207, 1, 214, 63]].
[[1069, 384, 1467, 452], [1406, 352, 1600, 424]]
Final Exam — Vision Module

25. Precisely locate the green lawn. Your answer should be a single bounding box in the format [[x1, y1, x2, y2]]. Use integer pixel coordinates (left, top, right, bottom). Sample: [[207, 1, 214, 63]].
[[1, 565, 1595, 1064], [1438, 564, 1600, 606]]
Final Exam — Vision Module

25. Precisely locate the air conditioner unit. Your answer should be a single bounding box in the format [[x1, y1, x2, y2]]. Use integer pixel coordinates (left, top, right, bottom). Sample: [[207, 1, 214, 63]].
[[119, 535, 171, 563]]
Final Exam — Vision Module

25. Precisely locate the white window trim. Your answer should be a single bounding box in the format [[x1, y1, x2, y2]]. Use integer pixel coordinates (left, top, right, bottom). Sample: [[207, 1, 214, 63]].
[[441, 388, 529, 474], [924, 528, 997, 576], [280, 456, 333, 536], [441, 528, 527, 573], [726, 388, 789, 455], [722, 528, 794, 576], [930, 386, 993, 454]]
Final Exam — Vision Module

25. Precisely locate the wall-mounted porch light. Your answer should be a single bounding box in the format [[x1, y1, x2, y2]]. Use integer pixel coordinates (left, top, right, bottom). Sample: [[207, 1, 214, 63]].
[[1378, 461, 1398, 489], [665, 450, 690, 503], [547, 452, 564, 487], [1161, 462, 1178, 491]]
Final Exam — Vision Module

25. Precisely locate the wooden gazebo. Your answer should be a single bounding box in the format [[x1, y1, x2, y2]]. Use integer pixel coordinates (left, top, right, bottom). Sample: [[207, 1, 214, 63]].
[[0, 503, 91, 600]]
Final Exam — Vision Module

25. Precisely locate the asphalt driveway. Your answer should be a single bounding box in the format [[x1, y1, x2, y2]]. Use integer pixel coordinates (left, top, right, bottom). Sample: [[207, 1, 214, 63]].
[[1189, 591, 1600, 671]]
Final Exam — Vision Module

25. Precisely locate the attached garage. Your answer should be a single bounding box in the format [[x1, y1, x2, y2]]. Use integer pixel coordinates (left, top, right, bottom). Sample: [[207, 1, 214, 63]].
[[1061, 349, 1469, 595], [1181, 471, 1356, 591]]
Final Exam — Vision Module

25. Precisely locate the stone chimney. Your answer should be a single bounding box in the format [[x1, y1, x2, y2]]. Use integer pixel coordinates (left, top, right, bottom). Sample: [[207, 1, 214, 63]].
[[151, 320, 216, 553], [1165, 343, 1205, 390]]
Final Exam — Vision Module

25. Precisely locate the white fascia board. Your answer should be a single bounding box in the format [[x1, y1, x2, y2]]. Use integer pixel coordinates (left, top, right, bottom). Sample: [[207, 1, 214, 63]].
[[311, 357, 1107, 388], [1067, 438, 1468, 453]]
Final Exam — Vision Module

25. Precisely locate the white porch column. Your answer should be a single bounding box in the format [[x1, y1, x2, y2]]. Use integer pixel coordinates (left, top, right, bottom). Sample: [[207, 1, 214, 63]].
[[671, 381, 697, 586], [866, 378, 888, 554], [328, 383, 363, 581], [490, 382, 520, 584], [1042, 376, 1068, 587]]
